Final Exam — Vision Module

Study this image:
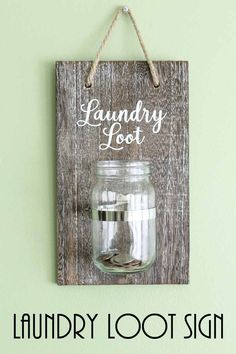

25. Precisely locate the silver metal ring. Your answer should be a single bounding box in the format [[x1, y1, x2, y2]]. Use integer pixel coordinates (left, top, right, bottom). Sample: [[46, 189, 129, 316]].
[[92, 207, 156, 222]]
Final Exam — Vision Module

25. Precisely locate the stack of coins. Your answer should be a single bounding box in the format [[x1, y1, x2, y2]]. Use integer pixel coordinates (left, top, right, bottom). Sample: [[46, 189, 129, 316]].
[[97, 252, 142, 269]]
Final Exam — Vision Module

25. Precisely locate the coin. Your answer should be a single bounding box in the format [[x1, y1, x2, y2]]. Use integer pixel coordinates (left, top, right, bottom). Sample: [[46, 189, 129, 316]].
[[110, 254, 132, 264], [124, 259, 141, 267], [97, 251, 118, 262], [97, 251, 142, 269], [110, 255, 141, 267]]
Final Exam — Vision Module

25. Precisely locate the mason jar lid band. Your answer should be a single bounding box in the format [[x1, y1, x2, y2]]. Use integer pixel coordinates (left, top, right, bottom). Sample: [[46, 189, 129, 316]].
[[92, 207, 156, 222]]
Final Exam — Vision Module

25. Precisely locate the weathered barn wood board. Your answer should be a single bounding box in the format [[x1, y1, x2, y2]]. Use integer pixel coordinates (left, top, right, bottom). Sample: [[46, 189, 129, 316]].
[[56, 61, 189, 285]]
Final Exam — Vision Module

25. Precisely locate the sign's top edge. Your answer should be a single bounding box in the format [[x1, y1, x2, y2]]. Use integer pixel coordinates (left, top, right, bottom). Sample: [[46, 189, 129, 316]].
[[55, 60, 189, 64]]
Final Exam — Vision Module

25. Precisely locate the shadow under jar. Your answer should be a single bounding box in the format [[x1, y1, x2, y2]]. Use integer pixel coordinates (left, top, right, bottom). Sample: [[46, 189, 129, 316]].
[[91, 160, 156, 274]]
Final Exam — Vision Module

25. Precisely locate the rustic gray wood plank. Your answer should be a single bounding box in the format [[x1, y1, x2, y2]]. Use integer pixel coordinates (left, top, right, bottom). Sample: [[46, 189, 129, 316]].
[[56, 62, 78, 285], [56, 61, 189, 285]]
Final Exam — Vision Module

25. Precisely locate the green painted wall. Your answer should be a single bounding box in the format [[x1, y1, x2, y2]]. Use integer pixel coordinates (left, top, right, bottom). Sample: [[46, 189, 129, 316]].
[[0, 0, 236, 352]]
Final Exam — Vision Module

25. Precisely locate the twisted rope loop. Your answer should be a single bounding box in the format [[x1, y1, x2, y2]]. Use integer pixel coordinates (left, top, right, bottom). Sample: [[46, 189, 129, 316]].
[[86, 7, 159, 88]]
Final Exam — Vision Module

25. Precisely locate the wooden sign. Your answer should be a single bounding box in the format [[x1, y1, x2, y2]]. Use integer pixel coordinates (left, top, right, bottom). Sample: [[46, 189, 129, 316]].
[[56, 60, 189, 285]]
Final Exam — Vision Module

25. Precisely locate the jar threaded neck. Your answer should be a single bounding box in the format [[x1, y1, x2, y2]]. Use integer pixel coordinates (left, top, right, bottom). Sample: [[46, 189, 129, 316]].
[[96, 160, 151, 177]]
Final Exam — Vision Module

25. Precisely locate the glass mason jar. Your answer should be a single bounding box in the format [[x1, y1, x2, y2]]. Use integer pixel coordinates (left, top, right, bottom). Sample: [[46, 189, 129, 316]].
[[91, 160, 156, 274]]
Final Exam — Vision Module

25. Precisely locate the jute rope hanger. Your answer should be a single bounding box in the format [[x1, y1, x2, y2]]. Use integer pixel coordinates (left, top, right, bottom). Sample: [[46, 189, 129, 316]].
[[85, 6, 160, 88]]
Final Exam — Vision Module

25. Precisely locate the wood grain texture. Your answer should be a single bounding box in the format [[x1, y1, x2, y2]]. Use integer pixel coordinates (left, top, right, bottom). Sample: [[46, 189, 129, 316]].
[[56, 61, 189, 285]]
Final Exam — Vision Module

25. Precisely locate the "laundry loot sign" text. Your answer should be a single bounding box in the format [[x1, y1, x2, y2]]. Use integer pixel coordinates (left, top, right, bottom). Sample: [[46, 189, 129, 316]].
[[76, 99, 167, 150]]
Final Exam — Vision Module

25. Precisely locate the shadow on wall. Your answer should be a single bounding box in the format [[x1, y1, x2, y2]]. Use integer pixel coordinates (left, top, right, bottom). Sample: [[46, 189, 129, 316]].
[[43, 60, 57, 284]]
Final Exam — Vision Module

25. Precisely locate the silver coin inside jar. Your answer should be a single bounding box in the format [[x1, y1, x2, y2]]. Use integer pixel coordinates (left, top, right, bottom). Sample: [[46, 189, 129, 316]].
[[91, 160, 156, 274]]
